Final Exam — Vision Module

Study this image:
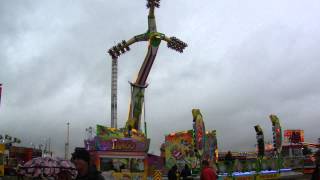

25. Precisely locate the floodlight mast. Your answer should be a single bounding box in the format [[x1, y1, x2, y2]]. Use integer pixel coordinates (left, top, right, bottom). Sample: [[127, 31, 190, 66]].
[[108, 0, 187, 131]]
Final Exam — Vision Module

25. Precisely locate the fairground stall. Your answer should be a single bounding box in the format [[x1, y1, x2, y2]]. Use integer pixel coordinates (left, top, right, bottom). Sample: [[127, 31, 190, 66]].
[[85, 125, 151, 179], [163, 109, 218, 175], [1, 145, 42, 176]]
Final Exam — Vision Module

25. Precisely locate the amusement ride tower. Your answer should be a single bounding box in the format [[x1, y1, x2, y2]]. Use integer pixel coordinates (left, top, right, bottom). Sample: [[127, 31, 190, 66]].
[[108, 0, 187, 131]]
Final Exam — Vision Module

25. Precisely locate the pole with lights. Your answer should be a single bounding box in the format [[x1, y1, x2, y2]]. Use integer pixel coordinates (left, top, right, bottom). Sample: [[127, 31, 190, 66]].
[[270, 114, 283, 172], [254, 125, 265, 172], [0, 134, 21, 147]]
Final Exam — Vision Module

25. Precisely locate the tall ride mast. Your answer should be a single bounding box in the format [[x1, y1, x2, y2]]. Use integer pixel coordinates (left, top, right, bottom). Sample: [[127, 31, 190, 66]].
[[108, 0, 187, 131]]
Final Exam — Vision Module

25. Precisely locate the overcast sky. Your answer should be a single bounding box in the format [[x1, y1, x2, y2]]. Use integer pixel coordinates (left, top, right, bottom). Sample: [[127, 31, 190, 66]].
[[1, 0, 320, 157]]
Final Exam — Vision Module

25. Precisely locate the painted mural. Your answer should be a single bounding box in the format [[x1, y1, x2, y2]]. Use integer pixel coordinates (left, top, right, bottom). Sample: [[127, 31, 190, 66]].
[[204, 130, 218, 162], [192, 109, 205, 152], [164, 130, 199, 170], [85, 125, 149, 152]]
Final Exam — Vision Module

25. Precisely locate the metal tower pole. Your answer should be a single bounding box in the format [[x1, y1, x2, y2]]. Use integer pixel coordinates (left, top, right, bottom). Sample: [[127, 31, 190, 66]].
[[65, 122, 70, 160], [111, 57, 118, 128], [48, 137, 51, 157]]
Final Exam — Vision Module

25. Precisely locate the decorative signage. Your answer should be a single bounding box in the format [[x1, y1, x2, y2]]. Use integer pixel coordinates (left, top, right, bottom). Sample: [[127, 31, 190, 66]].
[[192, 109, 205, 151], [270, 115, 282, 153], [254, 125, 265, 158], [284, 130, 304, 143], [112, 139, 136, 150], [94, 137, 149, 152]]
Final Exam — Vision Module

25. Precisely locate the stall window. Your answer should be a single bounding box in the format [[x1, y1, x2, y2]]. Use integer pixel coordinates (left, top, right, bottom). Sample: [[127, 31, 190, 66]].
[[100, 158, 130, 172], [130, 158, 144, 172], [100, 158, 114, 172], [293, 148, 302, 157]]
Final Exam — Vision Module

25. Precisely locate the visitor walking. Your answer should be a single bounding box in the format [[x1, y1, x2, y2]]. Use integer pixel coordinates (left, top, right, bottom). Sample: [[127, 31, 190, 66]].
[[225, 151, 234, 176], [168, 164, 178, 180], [180, 164, 192, 180], [200, 160, 217, 180], [311, 164, 320, 180], [71, 148, 105, 180], [56, 170, 72, 180]]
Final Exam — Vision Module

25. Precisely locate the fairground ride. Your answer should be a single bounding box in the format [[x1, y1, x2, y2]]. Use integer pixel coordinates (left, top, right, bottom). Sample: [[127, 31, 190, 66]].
[[107, 0, 187, 131]]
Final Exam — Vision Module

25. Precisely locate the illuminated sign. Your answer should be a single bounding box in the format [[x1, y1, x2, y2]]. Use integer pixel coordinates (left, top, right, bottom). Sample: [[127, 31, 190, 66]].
[[195, 121, 205, 150], [192, 109, 205, 150], [270, 115, 282, 153], [93, 137, 149, 152], [284, 130, 304, 143], [112, 140, 136, 150]]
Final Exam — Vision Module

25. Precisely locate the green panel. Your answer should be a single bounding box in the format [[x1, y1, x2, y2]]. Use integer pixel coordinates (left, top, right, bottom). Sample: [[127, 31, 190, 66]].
[[150, 37, 161, 47]]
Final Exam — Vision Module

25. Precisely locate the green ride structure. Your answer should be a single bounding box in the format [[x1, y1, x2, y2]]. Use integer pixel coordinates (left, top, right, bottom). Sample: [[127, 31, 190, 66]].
[[108, 0, 187, 132]]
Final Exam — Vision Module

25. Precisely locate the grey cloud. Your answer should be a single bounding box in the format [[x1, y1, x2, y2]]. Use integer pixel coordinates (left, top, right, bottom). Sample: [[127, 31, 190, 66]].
[[1, 0, 320, 156]]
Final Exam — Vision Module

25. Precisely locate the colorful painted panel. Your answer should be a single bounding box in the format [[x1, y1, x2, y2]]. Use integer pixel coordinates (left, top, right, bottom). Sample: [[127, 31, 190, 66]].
[[284, 130, 304, 143], [165, 130, 198, 170], [94, 136, 150, 152], [269, 115, 282, 153], [146, 154, 164, 177], [204, 130, 218, 162], [96, 125, 124, 140], [254, 125, 265, 158], [96, 124, 146, 142], [192, 109, 205, 151]]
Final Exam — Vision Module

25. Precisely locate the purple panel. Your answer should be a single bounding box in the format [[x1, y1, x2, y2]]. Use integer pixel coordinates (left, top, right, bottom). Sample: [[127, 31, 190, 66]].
[[92, 137, 150, 152]]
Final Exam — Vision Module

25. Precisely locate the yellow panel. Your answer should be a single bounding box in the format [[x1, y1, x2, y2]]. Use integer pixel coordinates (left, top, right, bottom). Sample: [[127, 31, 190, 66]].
[[0, 144, 4, 176], [235, 176, 254, 180], [153, 170, 162, 180], [0, 165, 4, 176], [256, 173, 280, 180], [112, 172, 146, 180], [0, 144, 5, 153]]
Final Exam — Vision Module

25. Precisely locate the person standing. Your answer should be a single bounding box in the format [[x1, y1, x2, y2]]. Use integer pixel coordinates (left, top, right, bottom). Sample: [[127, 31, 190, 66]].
[[225, 151, 234, 176], [168, 164, 178, 180], [71, 148, 105, 180], [200, 160, 217, 180], [311, 164, 319, 180], [311, 150, 320, 180], [180, 164, 192, 180], [56, 170, 72, 180]]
